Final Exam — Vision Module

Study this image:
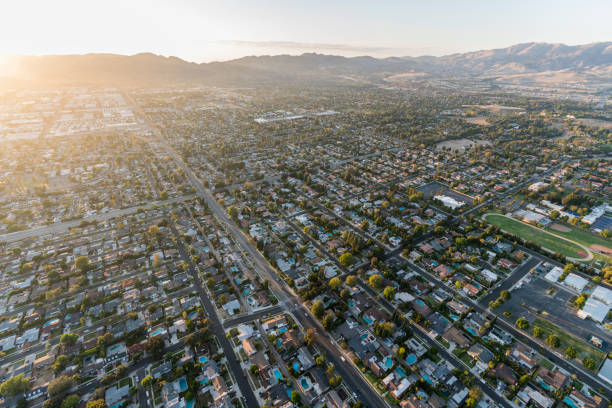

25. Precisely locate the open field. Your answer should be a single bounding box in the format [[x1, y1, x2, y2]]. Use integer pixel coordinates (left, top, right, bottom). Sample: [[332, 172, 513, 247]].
[[545, 224, 612, 259], [435, 138, 491, 152], [484, 214, 589, 260], [534, 318, 606, 368]]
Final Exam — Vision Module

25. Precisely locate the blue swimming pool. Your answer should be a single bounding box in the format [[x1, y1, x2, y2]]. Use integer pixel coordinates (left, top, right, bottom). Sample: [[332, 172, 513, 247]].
[[276, 338, 281, 347], [286, 387, 293, 398], [178, 377, 188, 392], [406, 354, 417, 365], [564, 397, 578, 408], [423, 375, 433, 385], [348, 300, 354, 307], [439, 316, 450, 325], [279, 327, 287, 334], [300, 377, 311, 390], [200, 377, 209, 386], [415, 299, 425, 306], [384, 357, 393, 368], [449, 314, 459, 321], [186, 400, 194, 408], [273, 369, 283, 381], [466, 327, 478, 336], [243, 288, 250, 296], [150, 328, 164, 336], [293, 362, 300, 372], [395, 367, 407, 377], [199, 356, 209, 364], [235, 278, 241, 284], [363, 316, 373, 325]]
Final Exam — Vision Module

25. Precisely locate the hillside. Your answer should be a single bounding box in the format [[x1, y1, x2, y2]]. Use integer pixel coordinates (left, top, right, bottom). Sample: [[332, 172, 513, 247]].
[[2, 42, 611, 86]]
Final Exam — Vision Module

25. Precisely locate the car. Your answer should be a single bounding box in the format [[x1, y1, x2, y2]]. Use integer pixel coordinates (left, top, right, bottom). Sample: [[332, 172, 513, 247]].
[[341, 356, 345, 362]]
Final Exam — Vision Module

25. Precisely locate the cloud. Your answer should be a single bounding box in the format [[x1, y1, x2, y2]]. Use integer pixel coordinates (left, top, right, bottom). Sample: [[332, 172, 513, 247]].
[[214, 40, 443, 57]]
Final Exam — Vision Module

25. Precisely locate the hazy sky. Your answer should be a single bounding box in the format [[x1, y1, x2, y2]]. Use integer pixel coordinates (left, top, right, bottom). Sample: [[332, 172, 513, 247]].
[[1, 0, 611, 62]]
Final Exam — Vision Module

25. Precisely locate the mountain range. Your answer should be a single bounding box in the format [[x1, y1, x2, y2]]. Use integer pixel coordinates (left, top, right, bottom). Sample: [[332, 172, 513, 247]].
[[2, 42, 611, 86]]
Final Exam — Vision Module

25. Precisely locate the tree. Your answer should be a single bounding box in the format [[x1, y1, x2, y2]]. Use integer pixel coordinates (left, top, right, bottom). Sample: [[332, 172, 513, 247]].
[[60, 333, 78, 345], [565, 347, 577, 359], [86, 400, 106, 408], [53, 355, 69, 374], [145, 335, 165, 360], [305, 328, 316, 346], [311, 300, 325, 319], [398, 347, 407, 359], [515, 317, 529, 330], [74, 256, 90, 272], [345, 275, 357, 286], [140, 376, 153, 388], [47, 376, 73, 398], [383, 286, 396, 300], [368, 274, 383, 289], [546, 335, 560, 348], [583, 358, 595, 370], [339, 252, 354, 267], [227, 206, 239, 220], [340, 288, 350, 299], [291, 390, 301, 404], [61, 394, 80, 408], [600, 229, 610, 239], [322, 313, 335, 330], [500, 290, 511, 301], [0, 374, 30, 397], [329, 277, 341, 291], [532, 326, 542, 338], [468, 386, 483, 402], [316, 356, 326, 366], [148, 225, 160, 238], [152, 253, 162, 268]]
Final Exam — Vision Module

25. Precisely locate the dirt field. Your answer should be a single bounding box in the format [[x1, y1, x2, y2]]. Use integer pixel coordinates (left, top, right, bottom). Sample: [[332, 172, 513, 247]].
[[435, 138, 491, 152], [549, 223, 571, 232], [579, 118, 612, 130], [465, 117, 490, 126], [591, 244, 612, 255]]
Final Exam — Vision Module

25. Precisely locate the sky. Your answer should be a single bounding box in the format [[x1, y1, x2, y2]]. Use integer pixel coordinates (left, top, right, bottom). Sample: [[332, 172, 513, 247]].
[[1, 0, 611, 62]]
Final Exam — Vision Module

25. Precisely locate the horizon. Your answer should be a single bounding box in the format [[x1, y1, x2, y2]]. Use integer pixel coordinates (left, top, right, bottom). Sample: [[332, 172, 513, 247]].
[[1, 0, 611, 63], [2, 40, 610, 66]]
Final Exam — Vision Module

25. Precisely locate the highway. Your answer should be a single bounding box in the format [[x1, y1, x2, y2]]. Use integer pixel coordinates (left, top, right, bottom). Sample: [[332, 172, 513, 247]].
[[0, 195, 192, 243]]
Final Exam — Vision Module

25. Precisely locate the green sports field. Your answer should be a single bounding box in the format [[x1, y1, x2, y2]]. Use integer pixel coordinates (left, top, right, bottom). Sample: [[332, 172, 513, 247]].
[[484, 214, 588, 260]]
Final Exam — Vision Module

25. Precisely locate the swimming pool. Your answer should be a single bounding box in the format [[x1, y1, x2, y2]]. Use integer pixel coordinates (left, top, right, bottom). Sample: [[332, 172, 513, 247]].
[[384, 357, 393, 368], [150, 328, 164, 336], [300, 377, 311, 390], [293, 362, 300, 372], [348, 300, 354, 307], [276, 338, 281, 347], [200, 377, 209, 386], [186, 400, 194, 408], [564, 397, 578, 408], [279, 327, 287, 334], [449, 314, 459, 321], [395, 367, 407, 377], [406, 354, 417, 364], [178, 377, 188, 392], [415, 299, 425, 307], [199, 356, 209, 364], [423, 375, 433, 385], [466, 327, 478, 336], [363, 316, 373, 325], [235, 278, 241, 284], [243, 288, 250, 296], [273, 369, 283, 381], [439, 316, 451, 325]]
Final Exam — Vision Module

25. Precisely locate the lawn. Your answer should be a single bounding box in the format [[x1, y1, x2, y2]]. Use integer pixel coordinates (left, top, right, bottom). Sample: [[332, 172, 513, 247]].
[[545, 224, 611, 256], [485, 214, 587, 259], [534, 318, 605, 368]]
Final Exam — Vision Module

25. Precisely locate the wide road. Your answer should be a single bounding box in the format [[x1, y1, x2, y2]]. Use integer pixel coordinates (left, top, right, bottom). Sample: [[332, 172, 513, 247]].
[[0, 195, 191, 243], [170, 224, 259, 408], [128, 94, 390, 408]]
